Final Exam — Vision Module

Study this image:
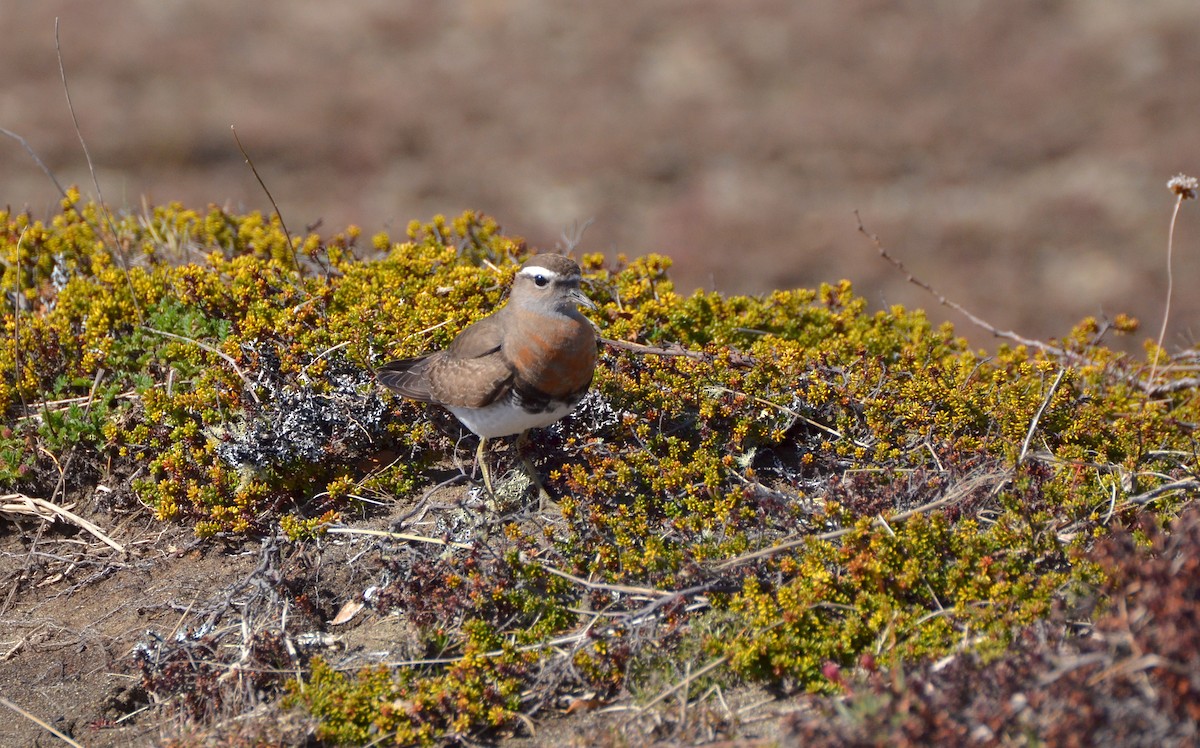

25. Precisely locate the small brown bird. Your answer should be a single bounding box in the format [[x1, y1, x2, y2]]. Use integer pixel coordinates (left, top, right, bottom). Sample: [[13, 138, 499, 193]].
[[377, 254, 598, 494]]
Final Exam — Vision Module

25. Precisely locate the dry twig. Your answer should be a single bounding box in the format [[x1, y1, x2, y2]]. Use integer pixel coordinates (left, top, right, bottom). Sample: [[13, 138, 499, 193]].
[[601, 337, 710, 362], [857, 212, 1081, 361], [536, 563, 675, 599], [1125, 478, 1200, 507]]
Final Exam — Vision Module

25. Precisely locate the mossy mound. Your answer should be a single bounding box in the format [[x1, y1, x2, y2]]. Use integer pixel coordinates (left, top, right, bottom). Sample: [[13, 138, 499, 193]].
[[3, 193, 1196, 744]]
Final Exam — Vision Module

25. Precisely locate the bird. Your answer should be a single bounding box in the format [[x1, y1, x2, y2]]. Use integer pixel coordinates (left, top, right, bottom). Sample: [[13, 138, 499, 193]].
[[377, 254, 598, 497]]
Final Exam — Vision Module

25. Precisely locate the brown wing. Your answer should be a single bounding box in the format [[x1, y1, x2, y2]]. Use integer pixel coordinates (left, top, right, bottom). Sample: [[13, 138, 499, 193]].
[[427, 352, 514, 408], [426, 313, 514, 408], [376, 354, 437, 402], [381, 314, 516, 409], [444, 314, 506, 359]]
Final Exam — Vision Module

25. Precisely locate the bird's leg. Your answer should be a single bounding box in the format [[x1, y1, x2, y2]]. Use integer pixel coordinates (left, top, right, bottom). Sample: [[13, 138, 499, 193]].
[[475, 437, 495, 496], [514, 430, 555, 509]]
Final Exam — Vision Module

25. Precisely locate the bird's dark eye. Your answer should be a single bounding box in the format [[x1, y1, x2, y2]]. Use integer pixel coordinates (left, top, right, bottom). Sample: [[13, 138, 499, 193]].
[[534, 274, 549, 287]]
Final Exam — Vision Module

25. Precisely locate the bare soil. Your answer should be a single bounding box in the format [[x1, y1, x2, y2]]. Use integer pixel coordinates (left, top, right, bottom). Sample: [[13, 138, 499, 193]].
[[1, 481, 426, 746], [1, 519, 264, 746]]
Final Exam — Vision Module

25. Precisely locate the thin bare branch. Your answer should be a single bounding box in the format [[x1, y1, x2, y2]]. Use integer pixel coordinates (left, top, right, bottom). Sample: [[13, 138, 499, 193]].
[[857, 212, 1082, 360], [713, 469, 1010, 571], [0, 129, 67, 198], [1125, 478, 1200, 507], [601, 337, 709, 361], [601, 337, 756, 367], [536, 562, 674, 599], [231, 126, 305, 272]]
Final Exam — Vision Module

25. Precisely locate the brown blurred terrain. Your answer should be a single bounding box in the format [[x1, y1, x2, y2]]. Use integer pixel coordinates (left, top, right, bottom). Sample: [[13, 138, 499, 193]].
[[4, 1, 1200, 350]]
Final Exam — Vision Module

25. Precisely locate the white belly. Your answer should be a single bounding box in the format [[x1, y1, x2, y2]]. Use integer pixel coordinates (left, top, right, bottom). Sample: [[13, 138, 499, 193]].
[[446, 399, 577, 439]]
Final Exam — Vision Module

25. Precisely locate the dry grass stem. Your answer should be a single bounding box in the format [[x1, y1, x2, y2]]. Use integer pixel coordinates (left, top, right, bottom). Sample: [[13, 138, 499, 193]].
[[0, 696, 85, 748], [141, 326, 262, 404], [324, 525, 473, 550], [1149, 174, 1198, 385], [1, 493, 126, 553], [1019, 368, 1066, 464]]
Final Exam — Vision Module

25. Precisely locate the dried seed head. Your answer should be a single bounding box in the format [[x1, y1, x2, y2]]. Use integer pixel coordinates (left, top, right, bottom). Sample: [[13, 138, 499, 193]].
[[1167, 174, 1198, 199]]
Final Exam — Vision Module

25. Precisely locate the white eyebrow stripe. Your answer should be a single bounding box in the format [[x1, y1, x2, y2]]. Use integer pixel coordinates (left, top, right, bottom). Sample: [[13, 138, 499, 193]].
[[518, 266, 564, 279]]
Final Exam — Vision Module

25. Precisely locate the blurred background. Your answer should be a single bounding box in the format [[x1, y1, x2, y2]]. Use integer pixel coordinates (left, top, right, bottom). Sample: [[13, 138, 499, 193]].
[[3, 1, 1200, 351]]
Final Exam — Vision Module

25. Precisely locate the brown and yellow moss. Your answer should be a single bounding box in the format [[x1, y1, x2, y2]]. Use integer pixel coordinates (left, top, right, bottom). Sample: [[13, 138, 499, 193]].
[[286, 621, 533, 745]]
